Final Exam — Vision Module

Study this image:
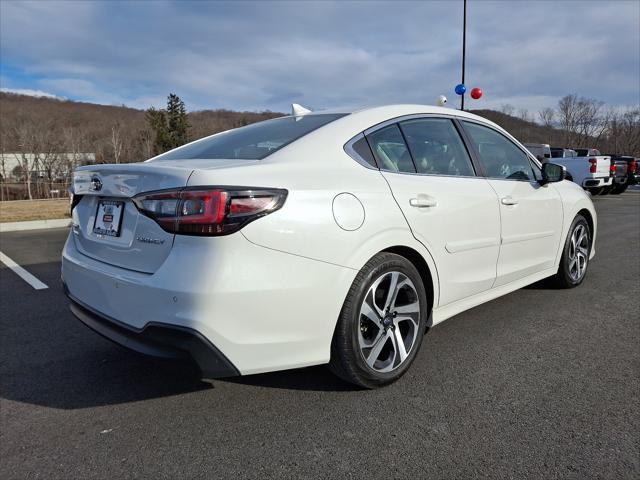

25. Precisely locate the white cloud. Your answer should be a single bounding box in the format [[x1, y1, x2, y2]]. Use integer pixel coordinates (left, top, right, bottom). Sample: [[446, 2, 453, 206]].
[[0, 0, 638, 112], [0, 87, 65, 100]]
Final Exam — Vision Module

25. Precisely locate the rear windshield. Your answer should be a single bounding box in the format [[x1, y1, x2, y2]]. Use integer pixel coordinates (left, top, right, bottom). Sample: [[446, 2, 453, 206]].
[[154, 114, 347, 161]]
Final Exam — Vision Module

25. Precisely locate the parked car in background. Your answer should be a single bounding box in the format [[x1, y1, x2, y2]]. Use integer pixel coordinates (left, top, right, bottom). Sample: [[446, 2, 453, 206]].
[[548, 147, 612, 195], [604, 155, 638, 194], [551, 148, 577, 158], [524, 143, 551, 162], [62, 104, 597, 388], [601, 158, 628, 195]]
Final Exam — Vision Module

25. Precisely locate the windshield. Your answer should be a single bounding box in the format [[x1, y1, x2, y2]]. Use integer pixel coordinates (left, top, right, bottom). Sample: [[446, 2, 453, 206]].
[[154, 114, 347, 161]]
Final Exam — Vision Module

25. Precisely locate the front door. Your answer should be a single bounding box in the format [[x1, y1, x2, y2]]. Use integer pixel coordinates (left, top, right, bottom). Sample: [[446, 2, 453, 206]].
[[460, 120, 564, 286]]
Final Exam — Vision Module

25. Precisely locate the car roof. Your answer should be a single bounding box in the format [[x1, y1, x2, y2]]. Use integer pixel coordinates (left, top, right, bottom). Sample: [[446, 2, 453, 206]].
[[291, 104, 507, 137]]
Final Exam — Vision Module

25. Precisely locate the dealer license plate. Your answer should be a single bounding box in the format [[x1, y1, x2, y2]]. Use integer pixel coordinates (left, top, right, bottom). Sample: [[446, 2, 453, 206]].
[[93, 200, 124, 237]]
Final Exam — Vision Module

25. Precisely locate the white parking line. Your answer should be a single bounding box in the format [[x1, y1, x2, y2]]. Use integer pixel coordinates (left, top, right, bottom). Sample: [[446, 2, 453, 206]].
[[0, 251, 49, 290]]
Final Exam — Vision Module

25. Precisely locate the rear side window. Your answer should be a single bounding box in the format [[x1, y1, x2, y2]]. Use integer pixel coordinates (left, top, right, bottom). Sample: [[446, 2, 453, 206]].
[[154, 114, 347, 161], [462, 121, 534, 181], [399, 118, 475, 176], [366, 124, 415, 173], [350, 136, 377, 168]]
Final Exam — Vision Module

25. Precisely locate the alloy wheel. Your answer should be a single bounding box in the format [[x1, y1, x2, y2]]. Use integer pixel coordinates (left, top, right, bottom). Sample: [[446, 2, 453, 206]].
[[568, 224, 589, 282], [358, 271, 420, 372]]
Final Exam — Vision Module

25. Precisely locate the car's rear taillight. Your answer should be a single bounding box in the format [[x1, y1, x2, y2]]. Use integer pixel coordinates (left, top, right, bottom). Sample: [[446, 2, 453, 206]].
[[610, 162, 617, 175], [133, 187, 287, 236], [631, 160, 637, 174], [589, 158, 597, 174]]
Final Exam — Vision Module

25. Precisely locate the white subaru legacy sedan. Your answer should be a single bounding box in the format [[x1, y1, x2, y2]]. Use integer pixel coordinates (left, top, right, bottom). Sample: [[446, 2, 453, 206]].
[[62, 105, 596, 388]]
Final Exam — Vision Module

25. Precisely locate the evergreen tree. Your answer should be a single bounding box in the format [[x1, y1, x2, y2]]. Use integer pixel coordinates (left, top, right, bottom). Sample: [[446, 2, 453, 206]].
[[167, 93, 190, 148], [145, 94, 190, 155]]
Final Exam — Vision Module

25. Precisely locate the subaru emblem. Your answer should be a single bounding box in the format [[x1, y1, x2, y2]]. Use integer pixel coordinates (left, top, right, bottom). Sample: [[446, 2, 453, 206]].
[[90, 175, 103, 192]]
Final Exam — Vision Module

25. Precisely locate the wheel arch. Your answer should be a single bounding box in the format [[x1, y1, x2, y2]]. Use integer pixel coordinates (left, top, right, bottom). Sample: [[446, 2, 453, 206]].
[[381, 245, 435, 323], [577, 208, 594, 241]]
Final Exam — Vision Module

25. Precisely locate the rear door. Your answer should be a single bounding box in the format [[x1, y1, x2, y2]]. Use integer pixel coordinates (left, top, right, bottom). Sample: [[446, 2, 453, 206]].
[[460, 120, 564, 286], [368, 117, 501, 307], [71, 163, 194, 273]]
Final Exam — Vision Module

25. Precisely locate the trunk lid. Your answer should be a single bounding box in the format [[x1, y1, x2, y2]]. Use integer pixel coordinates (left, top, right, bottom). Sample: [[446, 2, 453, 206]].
[[71, 162, 195, 273]]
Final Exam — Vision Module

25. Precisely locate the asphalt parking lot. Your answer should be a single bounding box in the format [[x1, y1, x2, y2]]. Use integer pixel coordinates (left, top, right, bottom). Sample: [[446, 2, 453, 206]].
[[1, 193, 639, 479]]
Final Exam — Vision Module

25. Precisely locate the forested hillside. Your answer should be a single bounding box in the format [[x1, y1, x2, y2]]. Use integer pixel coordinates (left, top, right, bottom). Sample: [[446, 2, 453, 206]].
[[1, 91, 637, 167], [0, 93, 281, 165]]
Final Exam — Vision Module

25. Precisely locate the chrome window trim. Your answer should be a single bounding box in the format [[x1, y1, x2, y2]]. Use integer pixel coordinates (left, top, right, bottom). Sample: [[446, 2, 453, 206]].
[[343, 112, 543, 181], [363, 113, 461, 137], [380, 170, 485, 180]]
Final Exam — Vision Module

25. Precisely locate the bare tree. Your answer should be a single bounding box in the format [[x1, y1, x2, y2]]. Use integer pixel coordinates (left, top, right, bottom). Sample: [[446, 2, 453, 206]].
[[604, 107, 640, 155], [538, 108, 555, 128], [556, 94, 615, 149], [35, 126, 64, 197], [500, 104, 515, 116], [517, 108, 533, 123], [557, 94, 581, 146], [110, 122, 124, 164], [14, 121, 37, 200]]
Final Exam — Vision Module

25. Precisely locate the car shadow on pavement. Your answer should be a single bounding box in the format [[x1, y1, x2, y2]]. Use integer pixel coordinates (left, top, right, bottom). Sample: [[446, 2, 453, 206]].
[[220, 365, 359, 392], [0, 273, 358, 410], [1, 346, 215, 410], [523, 277, 563, 290], [0, 272, 213, 409]]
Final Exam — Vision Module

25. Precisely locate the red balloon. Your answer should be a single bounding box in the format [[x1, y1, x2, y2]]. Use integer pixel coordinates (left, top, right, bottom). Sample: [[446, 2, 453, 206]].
[[470, 87, 483, 100]]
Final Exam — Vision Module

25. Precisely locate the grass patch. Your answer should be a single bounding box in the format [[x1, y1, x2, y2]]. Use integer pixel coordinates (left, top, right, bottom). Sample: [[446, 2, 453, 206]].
[[0, 199, 71, 223]]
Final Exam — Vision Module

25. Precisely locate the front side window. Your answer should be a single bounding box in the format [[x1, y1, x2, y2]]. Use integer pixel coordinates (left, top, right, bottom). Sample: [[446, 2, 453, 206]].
[[366, 124, 415, 173], [399, 118, 475, 176], [153, 114, 347, 161], [462, 121, 534, 181]]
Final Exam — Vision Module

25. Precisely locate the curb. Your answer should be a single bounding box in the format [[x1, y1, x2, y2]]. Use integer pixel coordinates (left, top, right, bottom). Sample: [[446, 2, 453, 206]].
[[0, 218, 71, 233]]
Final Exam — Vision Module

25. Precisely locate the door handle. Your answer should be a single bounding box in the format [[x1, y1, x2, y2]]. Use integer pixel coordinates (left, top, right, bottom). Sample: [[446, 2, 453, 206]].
[[409, 194, 437, 208], [501, 196, 518, 206]]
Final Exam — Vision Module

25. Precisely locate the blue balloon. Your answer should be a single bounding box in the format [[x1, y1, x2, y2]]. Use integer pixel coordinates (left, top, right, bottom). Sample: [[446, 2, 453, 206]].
[[455, 83, 467, 95]]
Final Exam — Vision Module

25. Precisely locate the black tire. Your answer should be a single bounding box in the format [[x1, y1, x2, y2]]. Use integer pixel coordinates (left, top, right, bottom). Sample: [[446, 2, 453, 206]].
[[551, 214, 591, 289], [610, 183, 628, 195], [329, 252, 428, 388]]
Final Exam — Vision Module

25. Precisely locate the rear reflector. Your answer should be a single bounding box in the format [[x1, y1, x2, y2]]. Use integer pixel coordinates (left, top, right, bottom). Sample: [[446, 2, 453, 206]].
[[133, 187, 287, 236]]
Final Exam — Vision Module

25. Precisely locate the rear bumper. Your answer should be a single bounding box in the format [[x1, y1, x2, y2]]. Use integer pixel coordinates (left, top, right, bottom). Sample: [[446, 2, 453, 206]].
[[582, 177, 612, 188], [65, 287, 239, 378], [62, 229, 356, 376]]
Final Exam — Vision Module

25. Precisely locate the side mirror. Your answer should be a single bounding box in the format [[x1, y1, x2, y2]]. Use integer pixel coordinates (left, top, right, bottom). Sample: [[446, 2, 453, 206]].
[[540, 162, 565, 185]]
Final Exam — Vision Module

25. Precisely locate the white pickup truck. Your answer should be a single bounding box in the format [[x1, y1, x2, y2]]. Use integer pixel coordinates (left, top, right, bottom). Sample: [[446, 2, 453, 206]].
[[524, 144, 612, 194]]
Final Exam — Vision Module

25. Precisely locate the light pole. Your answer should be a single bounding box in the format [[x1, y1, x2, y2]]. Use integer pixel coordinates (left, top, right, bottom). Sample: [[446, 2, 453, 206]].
[[461, 0, 467, 110]]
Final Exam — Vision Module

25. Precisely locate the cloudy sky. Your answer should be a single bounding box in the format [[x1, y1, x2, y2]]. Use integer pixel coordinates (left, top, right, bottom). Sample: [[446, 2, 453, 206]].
[[1, 0, 638, 114]]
